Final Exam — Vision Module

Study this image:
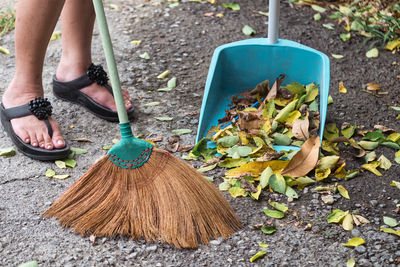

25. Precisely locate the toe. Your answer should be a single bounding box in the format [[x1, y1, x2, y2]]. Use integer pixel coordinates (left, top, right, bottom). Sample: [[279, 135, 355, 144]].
[[37, 133, 45, 148], [14, 127, 30, 144], [50, 120, 66, 149], [29, 132, 39, 147]]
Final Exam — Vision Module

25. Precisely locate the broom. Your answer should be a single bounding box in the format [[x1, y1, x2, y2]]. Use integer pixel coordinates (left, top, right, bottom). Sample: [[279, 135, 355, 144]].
[[42, 0, 242, 249]]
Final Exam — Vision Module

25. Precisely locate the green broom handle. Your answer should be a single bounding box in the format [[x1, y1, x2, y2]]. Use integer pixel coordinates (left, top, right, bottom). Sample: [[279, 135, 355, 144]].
[[92, 0, 129, 125]]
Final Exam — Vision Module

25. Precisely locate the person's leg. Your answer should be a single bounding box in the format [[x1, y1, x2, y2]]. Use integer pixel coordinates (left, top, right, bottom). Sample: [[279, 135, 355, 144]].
[[2, 0, 66, 150], [56, 0, 132, 111]]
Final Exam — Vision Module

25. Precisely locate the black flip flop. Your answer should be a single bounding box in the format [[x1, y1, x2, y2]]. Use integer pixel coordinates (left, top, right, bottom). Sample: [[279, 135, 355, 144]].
[[53, 63, 134, 122], [0, 98, 70, 160]]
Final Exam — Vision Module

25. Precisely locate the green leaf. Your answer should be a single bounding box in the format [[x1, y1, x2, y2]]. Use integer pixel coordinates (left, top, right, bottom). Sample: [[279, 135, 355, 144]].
[[339, 5, 353, 16], [322, 23, 334, 30], [380, 142, 400, 150], [285, 185, 298, 199], [157, 87, 173, 92], [0, 147, 15, 157], [389, 106, 400, 111], [219, 181, 231, 191], [311, 4, 326, 13], [287, 176, 315, 190], [259, 242, 269, 248], [249, 251, 267, 263], [328, 95, 334, 104], [366, 48, 379, 58], [167, 77, 177, 88], [261, 225, 276, 235], [155, 117, 173, 121], [197, 163, 217, 173], [143, 101, 160, 107], [45, 169, 55, 178], [63, 158, 76, 168], [309, 99, 319, 111], [383, 216, 398, 227], [341, 124, 356, 139], [70, 147, 88, 155], [314, 13, 321, 21], [273, 133, 292, 146], [275, 99, 298, 122], [242, 25, 256, 36], [263, 209, 285, 219], [269, 173, 286, 194], [340, 33, 351, 42], [171, 129, 192, 135], [317, 155, 340, 169], [390, 180, 400, 189], [217, 136, 239, 147], [260, 166, 273, 189], [363, 130, 385, 142], [53, 174, 70, 180], [18, 261, 38, 267], [226, 146, 252, 158], [342, 237, 365, 247], [222, 3, 240, 11], [102, 145, 112, 150], [268, 201, 288, 212], [169, 2, 179, 8], [332, 54, 344, 59], [365, 151, 376, 163], [304, 83, 319, 103], [55, 160, 66, 169], [358, 141, 379, 150], [139, 52, 150, 60], [286, 82, 305, 95], [327, 209, 348, 223]]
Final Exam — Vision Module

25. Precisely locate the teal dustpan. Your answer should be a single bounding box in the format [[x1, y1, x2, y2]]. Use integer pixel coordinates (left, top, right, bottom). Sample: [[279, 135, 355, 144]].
[[196, 0, 330, 152]]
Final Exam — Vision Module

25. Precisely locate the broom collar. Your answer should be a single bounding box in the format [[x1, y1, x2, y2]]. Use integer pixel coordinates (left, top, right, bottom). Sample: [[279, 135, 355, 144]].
[[107, 123, 153, 169]]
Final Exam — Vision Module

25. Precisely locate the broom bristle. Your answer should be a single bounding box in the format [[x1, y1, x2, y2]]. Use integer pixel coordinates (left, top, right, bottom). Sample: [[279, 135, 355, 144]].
[[42, 148, 242, 248]]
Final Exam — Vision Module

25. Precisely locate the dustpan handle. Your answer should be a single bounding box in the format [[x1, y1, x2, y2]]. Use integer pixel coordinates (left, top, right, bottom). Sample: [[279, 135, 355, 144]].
[[92, 0, 129, 124], [267, 0, 280, 44]]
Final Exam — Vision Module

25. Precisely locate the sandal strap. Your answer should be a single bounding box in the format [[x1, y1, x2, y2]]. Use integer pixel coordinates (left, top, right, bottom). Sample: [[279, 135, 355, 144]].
[[1, 100, 54, 138], [53, 64, 113, 95]]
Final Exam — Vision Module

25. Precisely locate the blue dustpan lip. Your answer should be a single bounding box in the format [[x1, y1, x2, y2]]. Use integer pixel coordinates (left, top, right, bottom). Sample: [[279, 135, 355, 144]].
[[196, 38, 330, 152]]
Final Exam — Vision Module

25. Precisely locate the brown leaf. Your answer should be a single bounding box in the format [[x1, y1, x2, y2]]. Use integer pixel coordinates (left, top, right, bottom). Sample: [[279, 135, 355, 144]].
[[204, 12, 214, 17], [177, 144, 194, 152], [281, 135, 321, 177], [167, 142, 180, 153], [241, 178, 258, 193], [168, 135, 180, 144], [292, 116, 310, 140], [257, 152, 285, 162], [374, 125, 395, 133], [266, 74, 285, 100], [148, 137, 163, 142], [70, 138, 94, 143], [366, 82, 381, 91], [237, 109, 264, 132]]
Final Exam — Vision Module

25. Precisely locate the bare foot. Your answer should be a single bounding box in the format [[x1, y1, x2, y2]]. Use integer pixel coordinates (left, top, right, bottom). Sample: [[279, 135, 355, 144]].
[[2, 83, 66, 150], [56, 63, 132, 112]]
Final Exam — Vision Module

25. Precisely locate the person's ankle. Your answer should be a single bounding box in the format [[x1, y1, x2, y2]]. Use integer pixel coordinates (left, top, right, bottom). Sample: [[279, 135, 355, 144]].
[[56, 60, 91, 82], [2, 81, 43, 108]]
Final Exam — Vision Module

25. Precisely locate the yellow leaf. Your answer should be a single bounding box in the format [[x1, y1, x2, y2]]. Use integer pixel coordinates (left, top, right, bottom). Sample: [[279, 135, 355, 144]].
[[238, 131, 249, 145], [228, 187, 247, 198], [390, 180, 400, 189], [216, 13, 224, 18], [387, 133, 400, 142], [50, 31, 61, 41], [386, 39, 400, 51], [334, 162, 346, 178], [315, 168, 331, 181], [130, 40, 142, 45], [0, 46, 10, 54], [339, 81, 347, 93], [380, 227, 400, 237], [338, 185, 350, 199], [262, 120, 272, 133], [366, 82, 381, 91], [362, 161, 382, 176], [342, 237, 365, 247], [342, 213, 354, 231], [286, 110, 301, 124], [347, 258, 356, 267], [251, 185, 262, 200], [249, 251, 267, 262], [226, 160, 289, 178], [157, 70, 170, 79]]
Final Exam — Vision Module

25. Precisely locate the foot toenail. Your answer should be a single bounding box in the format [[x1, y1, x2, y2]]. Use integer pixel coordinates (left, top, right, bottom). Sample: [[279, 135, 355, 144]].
[[57, 140, 64, 145], [47, 145, 52, 149], [25, 138, 30, 143], [32, 142, 38, 146], [40, 143, 45, 148]]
